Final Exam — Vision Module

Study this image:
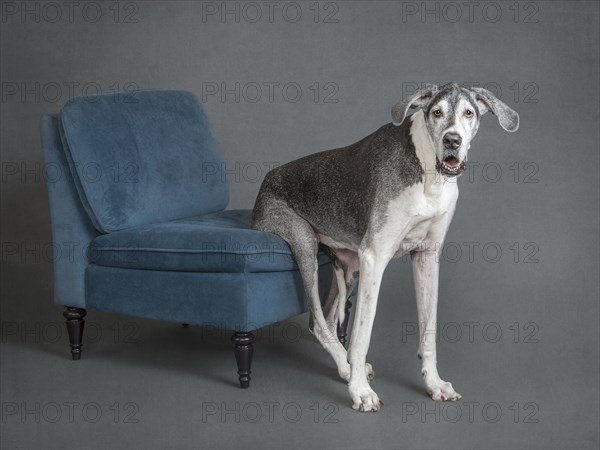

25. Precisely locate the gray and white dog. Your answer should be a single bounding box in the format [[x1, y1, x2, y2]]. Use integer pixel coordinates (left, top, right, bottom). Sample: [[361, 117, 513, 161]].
[[252, 82, 519, 412]]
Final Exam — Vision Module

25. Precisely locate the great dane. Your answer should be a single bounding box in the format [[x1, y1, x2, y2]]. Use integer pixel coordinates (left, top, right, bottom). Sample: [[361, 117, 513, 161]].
[[251, 82, 519, 412]]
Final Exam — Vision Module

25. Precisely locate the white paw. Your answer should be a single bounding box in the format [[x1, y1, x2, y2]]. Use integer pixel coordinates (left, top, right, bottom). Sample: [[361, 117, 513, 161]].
[[349, 383, 382, 412], [427, 379, 462, 402]]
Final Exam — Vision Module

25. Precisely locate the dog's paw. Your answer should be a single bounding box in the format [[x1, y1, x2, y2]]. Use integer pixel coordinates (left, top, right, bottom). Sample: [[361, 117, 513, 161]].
[[349, 384, 382, 412], [427, 380, 462, 402]]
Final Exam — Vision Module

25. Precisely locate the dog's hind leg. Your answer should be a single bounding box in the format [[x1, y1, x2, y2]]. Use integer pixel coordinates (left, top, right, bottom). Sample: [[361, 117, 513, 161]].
[[321, 248, 360, 332], [310, 258, 376, 385], [312, 245, 340, 336], [323, 261, 345, 335], [337, 267, 359, 330], [253, 199, 350, 381]]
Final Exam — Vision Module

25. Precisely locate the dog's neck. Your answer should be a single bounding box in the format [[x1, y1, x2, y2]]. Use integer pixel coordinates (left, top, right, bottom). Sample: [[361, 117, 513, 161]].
[[409, 110, 456, 196]]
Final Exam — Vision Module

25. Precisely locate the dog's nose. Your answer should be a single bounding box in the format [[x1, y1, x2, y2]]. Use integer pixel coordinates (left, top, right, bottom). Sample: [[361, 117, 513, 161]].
[[443, 133, 462, 150]]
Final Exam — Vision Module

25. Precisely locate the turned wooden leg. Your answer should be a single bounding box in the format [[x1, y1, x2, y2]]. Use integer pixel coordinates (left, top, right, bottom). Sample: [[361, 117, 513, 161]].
[[337, 299, 353, 348], [63, 307, 86, 360], [231, 332, 255, 388]]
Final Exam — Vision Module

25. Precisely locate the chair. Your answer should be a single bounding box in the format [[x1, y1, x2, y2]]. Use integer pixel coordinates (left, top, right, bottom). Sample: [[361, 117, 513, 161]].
[[41, 90, 337, 387]]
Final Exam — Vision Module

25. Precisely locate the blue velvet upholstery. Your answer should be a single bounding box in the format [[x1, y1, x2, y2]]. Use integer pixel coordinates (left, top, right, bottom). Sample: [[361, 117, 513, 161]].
[[42, 90, 331, 333], [41, 115, 99, 308], [90, 209, 330, 273], [59, 90, 229, 233], [86, 265, 332, 332]]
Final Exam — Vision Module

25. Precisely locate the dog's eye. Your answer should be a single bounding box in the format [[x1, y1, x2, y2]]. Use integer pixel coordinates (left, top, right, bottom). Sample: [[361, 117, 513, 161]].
[[465, 109, 473, 117], [432, 109, 442, 118]]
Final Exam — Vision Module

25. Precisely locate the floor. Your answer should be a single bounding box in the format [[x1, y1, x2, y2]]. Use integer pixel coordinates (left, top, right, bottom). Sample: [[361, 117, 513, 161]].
[[1, 263, 598, 449]]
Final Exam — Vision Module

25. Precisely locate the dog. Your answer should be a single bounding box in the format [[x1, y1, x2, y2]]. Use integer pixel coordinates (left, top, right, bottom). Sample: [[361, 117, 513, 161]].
[[251, 82, 519, 412]]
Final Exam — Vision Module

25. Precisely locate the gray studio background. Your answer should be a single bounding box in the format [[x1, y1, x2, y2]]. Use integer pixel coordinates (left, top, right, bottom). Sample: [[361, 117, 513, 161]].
[[1, 1, 598, 449]]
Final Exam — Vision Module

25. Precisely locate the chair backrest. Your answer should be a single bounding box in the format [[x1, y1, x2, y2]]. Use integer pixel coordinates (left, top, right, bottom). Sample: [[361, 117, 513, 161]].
[[58, 90, 229, 233]]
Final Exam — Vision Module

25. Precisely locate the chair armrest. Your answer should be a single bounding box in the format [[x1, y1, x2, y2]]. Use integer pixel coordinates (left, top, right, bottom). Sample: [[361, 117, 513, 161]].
[[41, 115, 99, 308]]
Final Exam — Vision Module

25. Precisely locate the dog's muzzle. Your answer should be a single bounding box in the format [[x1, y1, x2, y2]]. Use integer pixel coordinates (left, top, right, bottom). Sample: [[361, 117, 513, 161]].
[[436, 156, 466, 177]]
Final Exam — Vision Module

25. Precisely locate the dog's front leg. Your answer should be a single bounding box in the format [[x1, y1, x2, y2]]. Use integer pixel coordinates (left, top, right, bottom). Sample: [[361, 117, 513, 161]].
[[411, 248, 462, 402], [347, 248, 388, 412]]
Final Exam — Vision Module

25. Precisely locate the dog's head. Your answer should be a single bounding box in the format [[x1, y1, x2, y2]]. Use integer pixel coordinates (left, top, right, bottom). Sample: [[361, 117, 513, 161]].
[[392, 82, 519, 177]]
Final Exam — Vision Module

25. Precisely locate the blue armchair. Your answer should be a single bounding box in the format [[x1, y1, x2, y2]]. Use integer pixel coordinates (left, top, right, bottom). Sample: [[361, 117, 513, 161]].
[[41, 90, 333, 387]]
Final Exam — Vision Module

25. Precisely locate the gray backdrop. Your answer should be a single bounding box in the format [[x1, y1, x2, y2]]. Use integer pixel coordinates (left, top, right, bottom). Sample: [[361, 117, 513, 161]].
[[1, 1, 598, 449]]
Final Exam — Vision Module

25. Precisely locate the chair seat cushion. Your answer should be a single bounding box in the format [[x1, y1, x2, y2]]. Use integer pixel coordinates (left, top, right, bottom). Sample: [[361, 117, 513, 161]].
[[90, 209, 328, 273]]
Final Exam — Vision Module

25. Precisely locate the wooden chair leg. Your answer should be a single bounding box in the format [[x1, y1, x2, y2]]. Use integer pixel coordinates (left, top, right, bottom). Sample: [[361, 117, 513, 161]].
[[63, 307, 86, 360], [337, 299, 353, 348], [231, 332, 255, 388]]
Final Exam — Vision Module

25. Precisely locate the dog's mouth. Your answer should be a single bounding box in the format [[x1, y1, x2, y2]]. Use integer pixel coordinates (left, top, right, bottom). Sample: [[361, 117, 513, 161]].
[[436, 156, 465, 177]]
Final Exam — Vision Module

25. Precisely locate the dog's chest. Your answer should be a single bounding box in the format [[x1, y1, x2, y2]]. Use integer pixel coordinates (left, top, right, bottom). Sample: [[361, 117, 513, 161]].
[[382, 181, 458, 255]]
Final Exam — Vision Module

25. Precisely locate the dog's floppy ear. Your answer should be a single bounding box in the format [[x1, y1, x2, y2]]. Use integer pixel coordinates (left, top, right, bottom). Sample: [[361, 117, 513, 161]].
[[470, 87, 520, 132], [391, 84, 438, 126]]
